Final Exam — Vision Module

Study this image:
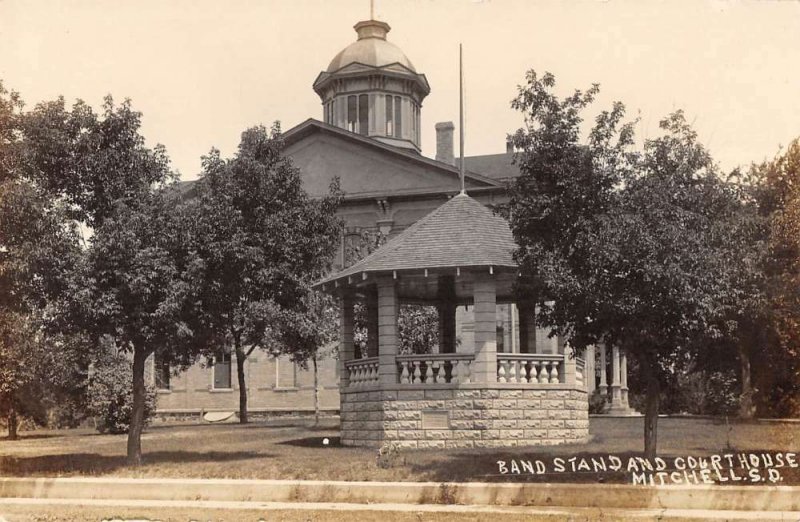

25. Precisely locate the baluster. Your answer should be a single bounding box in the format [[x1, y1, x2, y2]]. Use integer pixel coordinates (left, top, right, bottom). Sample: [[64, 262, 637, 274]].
[[413, 361, 422, 384], [421, 361, 430, 383], [400, 361, 410, 384], [433, 361, 442, 384], [451, 359, 461, 384], [550, 361, 560, 383], [497, 358, 506, 383], [522, 361, 532, 383], [538, 361, 549, 384], [351, 364, 359, 387], [369, 363, 376, 384], [508, 359, 518, 383], [462, 359, 471, 384]]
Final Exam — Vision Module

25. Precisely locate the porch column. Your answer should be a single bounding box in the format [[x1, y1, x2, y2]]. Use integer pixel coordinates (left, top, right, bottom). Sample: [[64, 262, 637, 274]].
[[377, 276, 399, 385], [609, 345, 624, 411], [339, 293, 355, 388], [437, 275, 457, 354], [585, 345, 596, 394], [620, 350, 630, 409], [517, 301, 536, 354], [472, 273, 497, 383], [598, 344, 608, 396], [366, 287, 379, 358]]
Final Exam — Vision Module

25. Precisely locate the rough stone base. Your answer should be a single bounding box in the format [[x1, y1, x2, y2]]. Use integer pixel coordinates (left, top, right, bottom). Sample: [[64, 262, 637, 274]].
[[340, 386, 589, 449]]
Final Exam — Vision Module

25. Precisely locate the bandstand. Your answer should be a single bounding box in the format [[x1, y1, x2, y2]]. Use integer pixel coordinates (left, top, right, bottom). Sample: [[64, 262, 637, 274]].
[[315, 193, 590, 448]]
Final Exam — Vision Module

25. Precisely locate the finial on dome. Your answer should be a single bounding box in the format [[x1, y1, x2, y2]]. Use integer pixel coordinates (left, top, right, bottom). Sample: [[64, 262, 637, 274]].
[[354, 19, 390, 40]]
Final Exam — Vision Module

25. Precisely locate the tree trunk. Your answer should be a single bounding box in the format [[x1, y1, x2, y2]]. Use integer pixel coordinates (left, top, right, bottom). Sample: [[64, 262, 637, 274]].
[[313, 355, 320, 427], [7, 403, 18, 441], [236, 344, 248, 424], [739, 343, 755, 419], [641, 355, 660, 460], [127, 348, 148, 466]]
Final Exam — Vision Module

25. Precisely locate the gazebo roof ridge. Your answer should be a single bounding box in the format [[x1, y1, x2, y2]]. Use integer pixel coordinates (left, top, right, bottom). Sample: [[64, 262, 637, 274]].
[[317, 193, 517, 288]]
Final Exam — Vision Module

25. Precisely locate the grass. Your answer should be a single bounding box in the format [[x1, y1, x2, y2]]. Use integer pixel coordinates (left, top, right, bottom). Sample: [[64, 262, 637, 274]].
[[0, 417, 798, 484]]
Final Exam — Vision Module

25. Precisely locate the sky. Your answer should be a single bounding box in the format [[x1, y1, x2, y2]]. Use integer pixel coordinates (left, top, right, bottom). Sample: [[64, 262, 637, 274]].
[[2, 0, 799, 181]]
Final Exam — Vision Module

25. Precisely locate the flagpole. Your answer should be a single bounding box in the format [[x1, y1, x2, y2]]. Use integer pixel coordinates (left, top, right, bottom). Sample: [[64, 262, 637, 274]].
[[459, 43, 465, 195]]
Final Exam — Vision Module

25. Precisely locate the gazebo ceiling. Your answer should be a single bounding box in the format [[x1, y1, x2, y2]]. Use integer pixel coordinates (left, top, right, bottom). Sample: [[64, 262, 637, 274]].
[[316, 193, 518, 292]]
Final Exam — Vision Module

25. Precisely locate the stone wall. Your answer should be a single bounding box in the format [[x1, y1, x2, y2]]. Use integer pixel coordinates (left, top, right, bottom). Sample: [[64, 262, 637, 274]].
[[340, 386, 589, 449]]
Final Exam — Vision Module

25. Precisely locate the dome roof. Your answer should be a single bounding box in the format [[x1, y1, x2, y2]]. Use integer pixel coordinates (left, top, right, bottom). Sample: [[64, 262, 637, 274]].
[[326, 20, 416, 73]]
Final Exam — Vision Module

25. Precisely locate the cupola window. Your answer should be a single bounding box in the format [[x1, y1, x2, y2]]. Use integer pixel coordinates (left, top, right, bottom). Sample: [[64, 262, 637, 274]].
[[347, 96, 357, 133], [344, 94, 370, 134], [358, 94, 369, 135], [385, 95, 394, 135], [394, 96, 402, 138]]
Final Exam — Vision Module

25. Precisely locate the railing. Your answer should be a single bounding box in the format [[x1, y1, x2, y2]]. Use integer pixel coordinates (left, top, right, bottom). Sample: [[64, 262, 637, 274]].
[[344, 352, 582, 388], [344, 357, 379, 387], [575, 356, 586, 388], [397, 354, 474, 384], [496, 354, 563, 384]]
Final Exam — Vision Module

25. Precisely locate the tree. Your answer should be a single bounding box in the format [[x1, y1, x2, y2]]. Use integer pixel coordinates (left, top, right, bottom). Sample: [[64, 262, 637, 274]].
[[270, 289, 339, 426], [0, 83, 85, 439], [191, 125, 342, 424], [507, 71, 744, 458], [18, 94, 171, 228], [79, 189, 213, 464], [743, 138, 800, 416]]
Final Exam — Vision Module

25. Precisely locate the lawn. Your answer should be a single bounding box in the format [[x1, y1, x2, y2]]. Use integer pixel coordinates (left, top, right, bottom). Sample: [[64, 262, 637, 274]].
[[1, 417, 798, 484]]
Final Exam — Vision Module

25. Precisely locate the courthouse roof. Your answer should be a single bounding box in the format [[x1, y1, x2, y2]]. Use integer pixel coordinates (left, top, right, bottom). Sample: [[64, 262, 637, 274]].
[[316, 193, 517, 288]]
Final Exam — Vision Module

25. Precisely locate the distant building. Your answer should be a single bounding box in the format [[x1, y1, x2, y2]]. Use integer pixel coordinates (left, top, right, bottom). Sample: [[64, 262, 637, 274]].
[[154, 17, 631, 418]]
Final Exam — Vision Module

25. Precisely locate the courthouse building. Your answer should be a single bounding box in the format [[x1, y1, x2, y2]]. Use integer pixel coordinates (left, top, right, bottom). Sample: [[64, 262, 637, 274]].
[[153, 17, 632, 420]]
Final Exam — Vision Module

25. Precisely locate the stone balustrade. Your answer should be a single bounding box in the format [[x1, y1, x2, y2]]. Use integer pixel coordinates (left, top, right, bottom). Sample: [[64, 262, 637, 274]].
[[344, 357, 379, 387], [496, 354, 563, 384], [396, 354, 473, 384]]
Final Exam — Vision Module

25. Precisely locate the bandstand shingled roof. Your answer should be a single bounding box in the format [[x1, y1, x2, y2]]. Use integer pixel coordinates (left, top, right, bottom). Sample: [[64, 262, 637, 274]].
[[316, 193, 518, 288]]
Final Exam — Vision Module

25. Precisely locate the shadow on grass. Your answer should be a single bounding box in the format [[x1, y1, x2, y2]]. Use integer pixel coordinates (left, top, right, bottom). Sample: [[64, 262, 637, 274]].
[[0, 450, 270, 475], [2, 433, 61, 441], [278, 436, 342, 448]]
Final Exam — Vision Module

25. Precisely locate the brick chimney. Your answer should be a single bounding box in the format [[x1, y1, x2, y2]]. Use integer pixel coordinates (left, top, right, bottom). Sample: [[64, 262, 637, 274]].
[[435, 121, 455, 165]]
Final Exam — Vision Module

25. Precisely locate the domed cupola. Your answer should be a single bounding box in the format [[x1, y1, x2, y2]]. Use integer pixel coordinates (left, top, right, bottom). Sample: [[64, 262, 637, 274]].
[[313, 19, 430, 153]]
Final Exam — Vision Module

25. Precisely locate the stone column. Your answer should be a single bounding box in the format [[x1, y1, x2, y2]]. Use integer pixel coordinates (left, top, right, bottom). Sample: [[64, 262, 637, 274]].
[[517, 301, 536, 354], [472, 273, 497, 383], [510, 303, 518, 353], [620, 349, 630, 409], [437, 275, 457, 354], [598, 344, 608, 396], [366, 287, 379, 358], [609, 345, 625, 413], [585, 345, 596, 394], [339, 293, 355, 388], [377, 276, 399, 385]]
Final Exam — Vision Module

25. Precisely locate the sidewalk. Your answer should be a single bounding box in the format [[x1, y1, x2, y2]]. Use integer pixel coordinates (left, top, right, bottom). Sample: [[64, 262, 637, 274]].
[[2, 477, 800, 520]]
